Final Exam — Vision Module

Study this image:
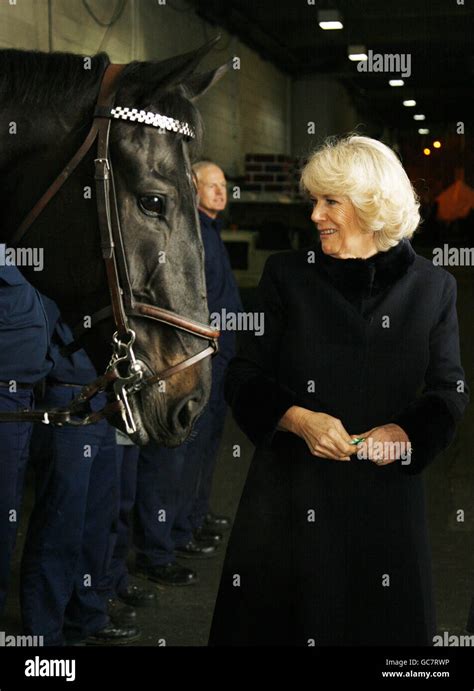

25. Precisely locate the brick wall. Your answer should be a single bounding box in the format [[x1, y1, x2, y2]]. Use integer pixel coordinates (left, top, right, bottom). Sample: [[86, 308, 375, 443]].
[[242, 153, 297, 195], [242, 151, 314, 197]]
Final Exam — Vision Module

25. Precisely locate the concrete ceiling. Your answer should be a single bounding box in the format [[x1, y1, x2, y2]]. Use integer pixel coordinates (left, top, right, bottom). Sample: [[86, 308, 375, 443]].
[[187, 0, 474, 130]]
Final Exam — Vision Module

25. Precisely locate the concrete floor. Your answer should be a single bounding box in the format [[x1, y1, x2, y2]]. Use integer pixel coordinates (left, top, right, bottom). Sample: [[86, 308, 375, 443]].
[[2, 251, 473, 646]]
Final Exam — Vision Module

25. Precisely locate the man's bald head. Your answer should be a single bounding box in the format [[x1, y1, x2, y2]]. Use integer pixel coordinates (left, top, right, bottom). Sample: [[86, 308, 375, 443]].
[[192, 161, 227, 219]]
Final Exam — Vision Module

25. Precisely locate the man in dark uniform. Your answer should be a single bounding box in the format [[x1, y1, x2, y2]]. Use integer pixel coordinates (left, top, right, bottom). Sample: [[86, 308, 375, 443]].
[[0, 259, 51, 618], [20, 296, 143, 645], [188, 161, 244, 537], [133, 161, 243, 587]]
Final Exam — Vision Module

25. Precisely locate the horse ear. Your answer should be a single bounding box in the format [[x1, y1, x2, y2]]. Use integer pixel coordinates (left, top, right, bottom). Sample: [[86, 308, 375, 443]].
[[182, 61, 231, 101], [127, 35, 223, 91]]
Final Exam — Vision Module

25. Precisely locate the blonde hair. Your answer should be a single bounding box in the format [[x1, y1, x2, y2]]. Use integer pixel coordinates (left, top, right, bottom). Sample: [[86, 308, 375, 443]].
[[300, 135, 420, 251]]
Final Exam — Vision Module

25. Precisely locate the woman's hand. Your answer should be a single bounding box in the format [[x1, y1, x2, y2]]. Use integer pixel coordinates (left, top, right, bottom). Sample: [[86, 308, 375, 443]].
[[354, 424, 411, 466], [277, 406, 356, 461]]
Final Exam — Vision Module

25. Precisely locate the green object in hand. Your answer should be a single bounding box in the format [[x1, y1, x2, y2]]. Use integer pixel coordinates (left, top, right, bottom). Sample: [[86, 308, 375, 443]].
[[350, 437, 366, 445]]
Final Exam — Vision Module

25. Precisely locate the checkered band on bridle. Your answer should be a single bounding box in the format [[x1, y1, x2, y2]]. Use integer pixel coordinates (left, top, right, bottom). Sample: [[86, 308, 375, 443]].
[[109, 106, 196, 139]]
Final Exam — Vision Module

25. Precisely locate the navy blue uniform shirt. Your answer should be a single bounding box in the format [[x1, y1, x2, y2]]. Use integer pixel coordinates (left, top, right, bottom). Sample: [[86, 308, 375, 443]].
[[40, 295, 98, 385], [0, 264, 51, 384], [199, 209, 243, 370]]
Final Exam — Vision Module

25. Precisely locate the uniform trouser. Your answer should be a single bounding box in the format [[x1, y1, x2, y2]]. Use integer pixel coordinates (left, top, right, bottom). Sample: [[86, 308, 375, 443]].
[[134, 388, 227, 569], [20, 386, 118, 645], [0, 388, 34, 618], [105, 443, 139, 598], [187, 398, 227, 531], [134, 438, 192, 568]]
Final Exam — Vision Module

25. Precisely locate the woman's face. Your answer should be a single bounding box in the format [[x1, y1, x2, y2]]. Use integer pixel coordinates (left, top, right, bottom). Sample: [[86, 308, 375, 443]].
[[309, 194, 377, 259]]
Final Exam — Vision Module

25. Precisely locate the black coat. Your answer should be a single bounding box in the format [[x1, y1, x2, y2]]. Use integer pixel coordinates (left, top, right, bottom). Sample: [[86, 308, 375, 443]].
[[209, 239, 469, 646]]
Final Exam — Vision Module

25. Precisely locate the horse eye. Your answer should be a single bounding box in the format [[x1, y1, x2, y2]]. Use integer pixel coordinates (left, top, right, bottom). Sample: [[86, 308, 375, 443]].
[[138, 195, 166, 217]]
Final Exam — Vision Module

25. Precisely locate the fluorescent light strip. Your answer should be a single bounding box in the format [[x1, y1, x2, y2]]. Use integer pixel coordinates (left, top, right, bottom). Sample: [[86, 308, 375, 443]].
[[319, 20, 343, 29]]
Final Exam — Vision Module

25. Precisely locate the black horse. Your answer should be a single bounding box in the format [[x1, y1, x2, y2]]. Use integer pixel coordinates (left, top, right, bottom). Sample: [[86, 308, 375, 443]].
[[0, 41, 227, 446]]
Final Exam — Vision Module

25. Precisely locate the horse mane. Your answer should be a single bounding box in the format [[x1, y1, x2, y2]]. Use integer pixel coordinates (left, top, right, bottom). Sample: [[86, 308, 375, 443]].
[[0, 48, 204, 157], [0, 49, 110, 107]]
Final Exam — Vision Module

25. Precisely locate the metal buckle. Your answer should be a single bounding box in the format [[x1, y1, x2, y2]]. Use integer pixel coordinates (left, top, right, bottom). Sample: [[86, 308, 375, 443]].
[[113, 374, 141, 435], [94, 157, 110, 180], [108, 329, 147, 435], [94, 157, 110, 169]]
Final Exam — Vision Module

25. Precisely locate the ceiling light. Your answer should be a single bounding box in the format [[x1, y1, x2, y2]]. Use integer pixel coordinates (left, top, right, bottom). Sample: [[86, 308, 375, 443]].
[[418, 128, 429, 135], [389, 79, 404, 87], [433, 140, 441, 148], [423, 148, 431, 156], [348, 45, 367, 61], [403, 99, 416, 107], [414, 114, 426, 121], [318, 10, 343, 30]]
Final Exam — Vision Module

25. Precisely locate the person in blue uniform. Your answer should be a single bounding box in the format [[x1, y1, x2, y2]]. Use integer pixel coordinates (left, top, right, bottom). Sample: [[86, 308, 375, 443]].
[[133, 161, 243, 586], [0, 260, 51, 618], [189, 162, 244, 537], [20, 295, 141, 645], [104, 434, 155, 611]]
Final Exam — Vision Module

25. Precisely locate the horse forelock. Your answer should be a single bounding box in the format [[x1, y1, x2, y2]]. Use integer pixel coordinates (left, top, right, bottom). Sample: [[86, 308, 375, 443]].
[[116, 65, 204, 160]]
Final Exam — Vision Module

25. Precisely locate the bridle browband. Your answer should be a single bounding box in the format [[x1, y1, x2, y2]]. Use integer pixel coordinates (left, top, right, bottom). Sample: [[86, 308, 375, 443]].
[[1, 63, 220, 436]]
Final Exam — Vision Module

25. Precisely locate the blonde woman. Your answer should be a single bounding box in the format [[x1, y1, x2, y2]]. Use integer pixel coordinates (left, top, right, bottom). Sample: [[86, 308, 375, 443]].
[[209, 135, 469, 646]]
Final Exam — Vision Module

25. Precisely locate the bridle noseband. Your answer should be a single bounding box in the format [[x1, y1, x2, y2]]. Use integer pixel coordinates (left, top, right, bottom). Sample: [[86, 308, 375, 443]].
[[2, 63, 220, 435]]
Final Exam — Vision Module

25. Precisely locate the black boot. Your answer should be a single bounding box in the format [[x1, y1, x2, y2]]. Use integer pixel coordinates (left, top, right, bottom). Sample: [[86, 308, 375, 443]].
[[117, 584, 157, 608], [136, 562, 198, 586], [82, 624, 141, 646], [107, 597, 137, 626], [204, 512, 231, 531]]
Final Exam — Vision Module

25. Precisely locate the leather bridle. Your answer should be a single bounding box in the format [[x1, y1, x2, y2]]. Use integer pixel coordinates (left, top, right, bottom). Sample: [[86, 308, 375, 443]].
[[1, 63, 220, 435]]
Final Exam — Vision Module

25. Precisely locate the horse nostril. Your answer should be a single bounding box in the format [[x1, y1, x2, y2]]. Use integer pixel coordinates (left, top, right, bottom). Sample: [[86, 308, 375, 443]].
[[177, 401, 191, 428], [175, 396, 200, 431]]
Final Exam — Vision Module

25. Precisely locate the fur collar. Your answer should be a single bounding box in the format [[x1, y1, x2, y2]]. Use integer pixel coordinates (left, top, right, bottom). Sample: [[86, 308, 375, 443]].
[[314, 238, 416, 297]]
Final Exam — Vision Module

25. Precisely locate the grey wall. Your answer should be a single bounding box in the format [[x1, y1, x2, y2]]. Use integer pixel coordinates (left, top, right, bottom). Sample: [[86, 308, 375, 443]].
[[0, 1, 364, 171], [0, 0, 292, 176], [291, 76, 360, 160]]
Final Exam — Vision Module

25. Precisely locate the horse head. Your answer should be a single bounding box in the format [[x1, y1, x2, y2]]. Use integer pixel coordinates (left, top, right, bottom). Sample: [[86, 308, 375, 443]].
[[0, 40, 229, 446]]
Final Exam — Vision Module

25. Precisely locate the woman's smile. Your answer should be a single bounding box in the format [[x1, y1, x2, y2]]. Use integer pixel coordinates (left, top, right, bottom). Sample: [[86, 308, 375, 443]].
[[318, 228, 338, 237]]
